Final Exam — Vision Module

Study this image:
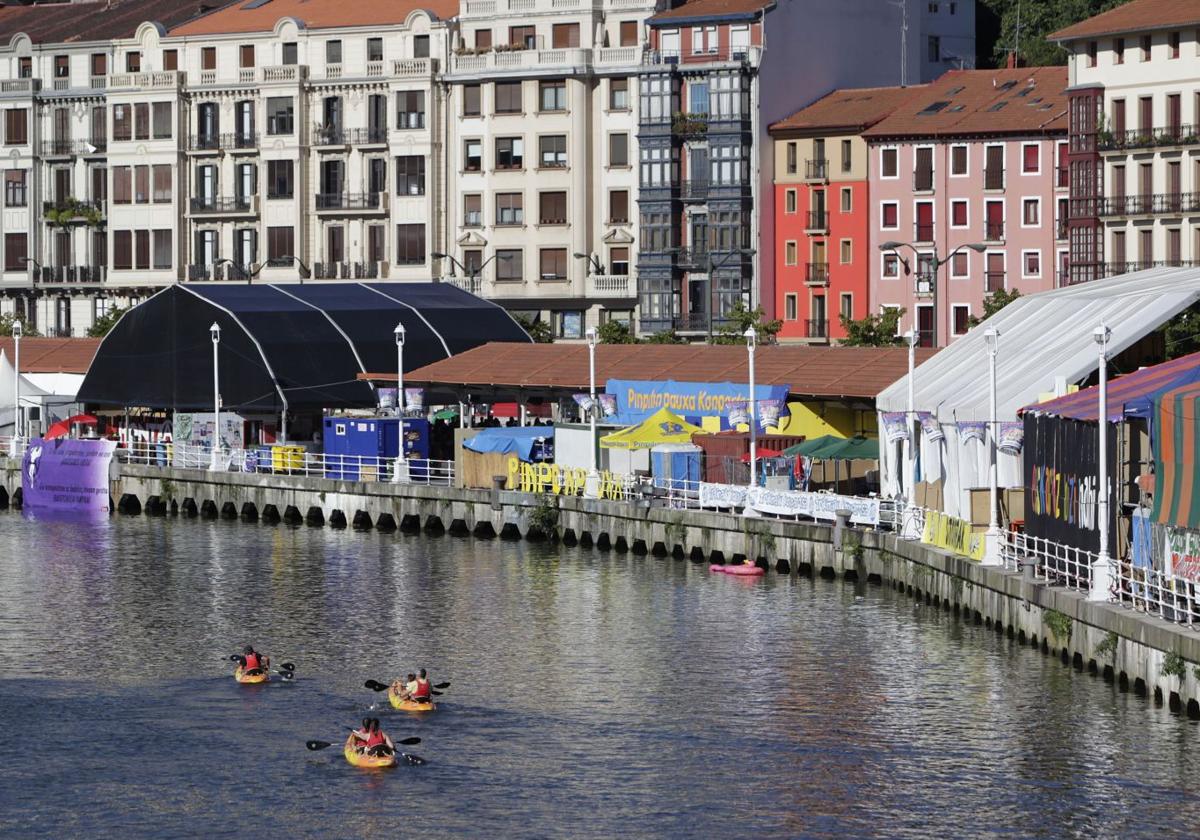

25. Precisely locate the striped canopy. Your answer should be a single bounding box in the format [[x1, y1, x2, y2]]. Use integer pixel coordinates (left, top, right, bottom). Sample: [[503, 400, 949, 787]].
[[1152, 381, 1200, 527]]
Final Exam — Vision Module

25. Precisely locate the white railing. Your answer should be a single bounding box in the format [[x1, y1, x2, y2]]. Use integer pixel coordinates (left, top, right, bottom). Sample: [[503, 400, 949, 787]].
[[198, 70, 217, 85], [586, 274, 635, 297], [595, 47, 643, 66], [392, 59, 434, 77], [239, 69, 256, 83], [451, 48, 592, 74], [324, 64, 342, 79], [366, 61, 384, 77], [110, 71, 182, 89], [261, 65, 305, 83]]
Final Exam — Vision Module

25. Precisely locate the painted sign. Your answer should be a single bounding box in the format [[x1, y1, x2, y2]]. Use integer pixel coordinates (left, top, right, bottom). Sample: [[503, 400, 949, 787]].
[[696, 483, 881, 525], [22, 437, 115, 513], [606, 379, 790, 423], [921, 509, 985, 561], [1165, 527, 1200, 582], [1024, 413, 1117, 554], [505, 457, 628, 500]]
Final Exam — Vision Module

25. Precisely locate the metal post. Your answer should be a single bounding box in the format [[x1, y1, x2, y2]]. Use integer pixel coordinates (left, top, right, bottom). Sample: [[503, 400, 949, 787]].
[[745, 327, 757, 494], [11, 320, 21, 449], [983, 327, 1003, 565], [209, 322, 221, 471], [1089, 324, 1113, 601], [394, 323, 408, 483], [585, 326, 599, 497], [905, 329, 916, 509]]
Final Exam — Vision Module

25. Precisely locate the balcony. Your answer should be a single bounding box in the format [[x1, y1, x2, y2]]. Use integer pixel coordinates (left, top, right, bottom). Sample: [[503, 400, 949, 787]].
[[313, 126, 388, 147], [0, 78, 40, 95], [312, 124, 347, 147], [984, 167, 1005, 191], [449, 47, 591, 75], [673, 248, 709, 270], [1098, 124, 1200, 152], [392, 58, 436, 77], [643, 45, 762, 68], [1099, 260, 1200, 277], [442, 275, 482, 295], [260, 65, 308, 84], [312, 261, 383, 280], [671, 112, 709, 138], [41, 139, 75, 157], [188, 196, 258, 216], [985, 271, 1006, 293], [37, 265, 106, 285], [681, 180, 709, 202], [913, 222, 934, 243], [1098, 192, 1200, 217], [913, 169, 933, 192], [42, 199, 106, 220], [108, 71, 182, 90], [804, 318, 829, 340], [314, 192, 388, 214], [983, 220, 1005, 241], [804, 262, 829, 286], [189, 133, 258, 153], [805, 159, 828, 182], [585, 273, 636, 298], [805, 210, 829, 233]]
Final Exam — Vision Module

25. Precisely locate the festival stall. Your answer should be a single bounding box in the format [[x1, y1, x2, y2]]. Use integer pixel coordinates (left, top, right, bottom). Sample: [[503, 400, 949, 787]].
[[461, 426, 554, 489]]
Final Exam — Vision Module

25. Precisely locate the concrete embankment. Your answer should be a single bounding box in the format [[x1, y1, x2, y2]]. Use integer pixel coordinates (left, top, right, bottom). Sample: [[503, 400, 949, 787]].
[[2, 460, 1198, 717]]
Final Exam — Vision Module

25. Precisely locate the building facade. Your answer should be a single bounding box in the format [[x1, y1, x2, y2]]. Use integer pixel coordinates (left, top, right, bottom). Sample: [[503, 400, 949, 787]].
[[1052, 1, 1200, 285], [865, 68, 1068, 347]]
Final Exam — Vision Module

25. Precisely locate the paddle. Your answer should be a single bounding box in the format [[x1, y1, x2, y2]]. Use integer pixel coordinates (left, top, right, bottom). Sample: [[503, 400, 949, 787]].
[[363, 679, 449, 692], [307, 735, 421, 751]]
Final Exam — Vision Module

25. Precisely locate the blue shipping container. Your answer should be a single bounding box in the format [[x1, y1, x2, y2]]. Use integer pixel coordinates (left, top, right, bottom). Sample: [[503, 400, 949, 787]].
[[323, 417, 430, 481]]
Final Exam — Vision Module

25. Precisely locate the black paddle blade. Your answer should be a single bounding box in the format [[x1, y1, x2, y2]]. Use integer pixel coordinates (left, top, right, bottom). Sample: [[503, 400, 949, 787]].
[[431, 690, 443, 696], [279, 662, 295, 671], [277, 670, 294, 681], [401, 753, 426, 766], [434, 682, 451, 689], [306, 740, 333, 751], [397, 736, 421, 746], [364, 679, 389, 692]]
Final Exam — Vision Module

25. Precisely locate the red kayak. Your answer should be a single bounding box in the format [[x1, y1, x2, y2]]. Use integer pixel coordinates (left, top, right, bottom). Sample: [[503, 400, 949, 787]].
[[709, 563, 765, 577]]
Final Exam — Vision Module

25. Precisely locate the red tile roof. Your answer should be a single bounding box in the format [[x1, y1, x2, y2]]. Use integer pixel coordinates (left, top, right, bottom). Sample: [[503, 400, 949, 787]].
[[770, 85, 923, 135], [861, 67, 1069, 140], [0, 0, 240, 44], [1050, 0, 1200, 42], [650, 0, 773, 23], [375, 342, 938, 400], [0, 337, 100, 374], [172, 0, 457, 35]]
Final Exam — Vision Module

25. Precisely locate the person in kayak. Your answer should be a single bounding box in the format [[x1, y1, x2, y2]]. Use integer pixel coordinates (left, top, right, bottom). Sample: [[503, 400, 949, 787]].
[[391, 672, 417, 700], [363, 719, 394, 757], [350, 717, 373, 749], [411, 669, 432, 703], [241, 645, 269, 674]]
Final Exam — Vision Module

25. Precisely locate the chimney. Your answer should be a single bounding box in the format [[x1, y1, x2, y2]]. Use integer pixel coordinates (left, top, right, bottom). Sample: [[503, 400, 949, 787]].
[[1006, 51, 1017, 69]]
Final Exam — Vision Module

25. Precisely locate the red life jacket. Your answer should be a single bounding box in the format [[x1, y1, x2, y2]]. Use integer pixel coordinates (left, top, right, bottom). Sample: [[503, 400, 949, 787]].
[[413, 678, 431, 700], [365, 729, 386, 749], [244, 653, 262, 671]]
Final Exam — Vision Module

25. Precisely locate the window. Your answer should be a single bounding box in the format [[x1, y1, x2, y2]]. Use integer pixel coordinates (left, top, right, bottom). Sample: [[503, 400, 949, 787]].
[[413, 36, 430, 59], [396, 91, 425, 129], [201, 47, 216, 71], [951, 199, 967, 227], [266, 97, 293, 134], [5, 109, 27, 145], [326, 40, 342, 65], [396, 224, 426, 265], [1022, 143, 1040, 174], [710, 144, 745, 185], [609, 189, 628, 223], [928, 35, 940, 62], [840, 293, 853, 324], [113, 167, 131, 204], [785, 189, 797, 214], [1022, 198, 1040, 226], [692, 25, 717, 55], [133, 165, 149, 203], [282, 42, 297, 65], [609, 78, 628, 111], [475, 30, 493, 49], [267, 160, 293, 199], [267, 226, 294, 264], [951, 144, 967, 175], [496, 249, 522, 281], [368, 38, 383, 62], [609, 133, 628, 167], [1023, 250, 1041, 278], [709, 73, 743, 120], [620, 20, 638, 46], [1087, 40, 1097, 67], [509, 25, 536, 49], [152, 102, 172, 139], [540, 248, 568, 280], [496, 192, 523, 225], [17, 57, 30, 78], [4, 170, 25, 207], [135, 230, 150, 270], [538, 191, 567, 226], [496, 137, 523, 170], [784, 294, 798, 321], [1170, 31, 1181, 58], [54, 55, 69, 78], [465, 139, 482, 172], [950, 251, 968, 278], [495, 81, 522, 114], [240, 45, 255, 68], [690, 82, 709, 115], [464, 84, 481, 117], [840, 188, 852, 213], [152, 165, 171, 202], [1115, 37, 1125, 64], [881, 148, 898, 178], [882, 253, 899, 278], [395, 156, 425, 195], [112, 231, 132, 270], [539, 135, 567, 168], [5, 233, 27, 271], [952, 305, 970, 336], [880, 202, 898, 229], [840, 239, 852, 264], [539, 80, 566, 112], [610, 247, 629, 275], [784, 241, 797, 266], [162, 49, 178, 71], [1141, 34, 1152, 61], [464, 194, 482, 227], [552, 23, 580, 48], [134, 103, 150, 140], [126, 52, 140, 72], [785, 142, 797, 174], [153, 230, 172, 270], [554, 311, 583, 339]]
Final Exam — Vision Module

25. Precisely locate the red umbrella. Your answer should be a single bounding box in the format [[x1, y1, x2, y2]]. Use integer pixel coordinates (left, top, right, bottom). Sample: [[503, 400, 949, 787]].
[[44, 414, 98, 440], [740, 447, 784, 462]]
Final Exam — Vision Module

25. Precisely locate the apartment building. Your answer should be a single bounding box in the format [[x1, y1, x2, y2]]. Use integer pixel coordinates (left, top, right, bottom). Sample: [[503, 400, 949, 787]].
[[864, 68, 1069, 347], [1052, 0, 1200, 285], [769, 87, 912, 344], [441, 0, 660, 340]]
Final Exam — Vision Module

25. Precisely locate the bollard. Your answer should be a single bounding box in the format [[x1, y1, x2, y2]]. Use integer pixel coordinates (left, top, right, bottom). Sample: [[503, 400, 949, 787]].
[[833, 509, 851, 549]]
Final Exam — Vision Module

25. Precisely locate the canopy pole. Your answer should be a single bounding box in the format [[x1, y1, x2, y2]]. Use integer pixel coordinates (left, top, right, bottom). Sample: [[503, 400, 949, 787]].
[[280, 407, 288, 445]]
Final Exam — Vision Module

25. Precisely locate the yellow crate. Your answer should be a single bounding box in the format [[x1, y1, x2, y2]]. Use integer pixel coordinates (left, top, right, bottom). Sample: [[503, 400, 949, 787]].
[[271, 445, 306, 472]]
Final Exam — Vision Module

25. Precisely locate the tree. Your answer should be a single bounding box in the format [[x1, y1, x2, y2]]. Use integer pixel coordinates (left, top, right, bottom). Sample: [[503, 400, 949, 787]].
[[513, 313, 553, 343], [709, 302, 783, 345], [968, 287, 1022, 327], [597, 320, 636, 344], [1159, 302, 1200, 361], [0, 313, 40, 337], [87, 303, 131, 337], [977, 0, 1125, 68], [838, 308, 906, 347]]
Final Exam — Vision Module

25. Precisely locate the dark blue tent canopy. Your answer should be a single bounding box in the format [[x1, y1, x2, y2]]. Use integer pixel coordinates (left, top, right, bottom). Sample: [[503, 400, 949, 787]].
[[76, 282, 530, 411]]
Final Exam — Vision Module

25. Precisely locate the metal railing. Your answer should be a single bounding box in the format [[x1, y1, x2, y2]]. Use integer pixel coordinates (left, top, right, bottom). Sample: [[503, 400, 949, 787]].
[[805, 159, 828, 181], [804, 318, 829, 339], [984, 220, 1005, 240], [1098, 124, 1200, 152], [805, 262, 829, 285], [984, 167, 1005, 190], [806, 210, 829, 231], [189, 133, 259, 152], [681, 180, 709, 201], [314, 261, 380, 280], [190, 196, 255, 214], [913, 169, 933, 192], [38, 265, 106, 284], [1099, 192, 1200, 217], [315, 193, 384, 211], [985, 271, 1006, 292]]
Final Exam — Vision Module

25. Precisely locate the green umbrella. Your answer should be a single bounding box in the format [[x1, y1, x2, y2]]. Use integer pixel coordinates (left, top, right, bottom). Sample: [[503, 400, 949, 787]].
[[432, 408, 460, 420], [782, 434, 842, 457], [820, 436, 879, 461]]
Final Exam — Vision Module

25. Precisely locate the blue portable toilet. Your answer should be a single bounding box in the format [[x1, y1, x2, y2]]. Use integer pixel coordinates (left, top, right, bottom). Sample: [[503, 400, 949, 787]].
[[323, 417, 430, 481], [650, 443, 702, 487]]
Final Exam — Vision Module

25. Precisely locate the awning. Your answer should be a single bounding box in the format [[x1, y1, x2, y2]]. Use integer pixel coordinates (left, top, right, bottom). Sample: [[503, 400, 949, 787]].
[[600, 407, 704, 450], [783, 434, 843, 457], [1152, 381, 1200, 528], [1022, 350, 1200, 422], [491, 402, 553, 419]]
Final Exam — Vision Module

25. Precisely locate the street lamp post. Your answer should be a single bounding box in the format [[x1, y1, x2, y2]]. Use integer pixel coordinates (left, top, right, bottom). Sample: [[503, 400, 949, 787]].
[[878, 241, 987, 346], [585, 325, 599, 497], [1089, 324, 1114, 601], [394, 322, 408, 483], [745, 326, 757, 496], [709, 249, 756, 342], [214, 257, 250, 283], [904, 328, 916, 512], [573, 253, 604, 275], [254, 254, 310, 281], [11, 319, 21, 449], [209, 322, 221, 471], [432, 251, 503, 295], [983, 327, 1003, 566]]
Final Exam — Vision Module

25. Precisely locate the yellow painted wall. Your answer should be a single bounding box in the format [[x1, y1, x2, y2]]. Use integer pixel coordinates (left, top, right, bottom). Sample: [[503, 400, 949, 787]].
[[699, 401, 879, 439]]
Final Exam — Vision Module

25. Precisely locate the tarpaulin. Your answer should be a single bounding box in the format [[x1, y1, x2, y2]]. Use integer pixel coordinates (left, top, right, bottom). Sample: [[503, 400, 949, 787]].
[[463, 426, 553, 462]]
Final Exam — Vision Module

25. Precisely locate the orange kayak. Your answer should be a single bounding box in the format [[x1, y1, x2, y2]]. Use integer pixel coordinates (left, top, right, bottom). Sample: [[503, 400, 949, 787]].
[[234, 666, 269, 684], [388, 686, 435, 712], [344, 735, 397, 769]]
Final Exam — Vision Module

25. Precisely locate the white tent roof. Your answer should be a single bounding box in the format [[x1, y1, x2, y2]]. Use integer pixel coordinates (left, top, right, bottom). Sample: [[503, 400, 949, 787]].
[[877, 266, 1200, 420]]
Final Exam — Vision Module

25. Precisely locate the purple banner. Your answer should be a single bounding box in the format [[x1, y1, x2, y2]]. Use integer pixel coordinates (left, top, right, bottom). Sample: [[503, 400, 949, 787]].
[[22, 438, 115, 513]]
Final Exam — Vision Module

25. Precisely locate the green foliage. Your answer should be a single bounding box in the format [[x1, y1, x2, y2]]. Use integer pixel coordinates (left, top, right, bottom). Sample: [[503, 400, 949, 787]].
[[968, 288, 1022, 328], [1094, 631, 1119, 663], [597, 320, 636, 344], [1044, 609, 1073, 644], [514, 313, 553, 344], [1162, 651, 1187, 679], [643, 329, 685, 345], [526, 494, 560, 540], [978, 1, 1126, 68], [709, 302, 782, 345], [87, 303, 131, 338], [838, 307, 906, 347], [0, 313, 39, 337], [1159, 302, 1200, 360]]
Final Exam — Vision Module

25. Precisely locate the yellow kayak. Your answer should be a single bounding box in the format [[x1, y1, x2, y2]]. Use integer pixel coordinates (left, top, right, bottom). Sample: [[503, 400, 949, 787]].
[[234, 666, 269, 684], [344, 735, 397, 769], [388, 686, 435, 712]]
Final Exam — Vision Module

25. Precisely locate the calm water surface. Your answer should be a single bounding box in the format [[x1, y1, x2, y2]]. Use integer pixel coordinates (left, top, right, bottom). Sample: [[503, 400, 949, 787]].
[[0, 513, 1197, 838]]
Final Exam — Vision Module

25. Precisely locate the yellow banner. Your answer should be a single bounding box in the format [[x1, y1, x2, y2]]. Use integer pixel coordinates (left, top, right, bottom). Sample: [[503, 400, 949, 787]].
[[921, 510, 986, 561], [505, 457, 627, 500]]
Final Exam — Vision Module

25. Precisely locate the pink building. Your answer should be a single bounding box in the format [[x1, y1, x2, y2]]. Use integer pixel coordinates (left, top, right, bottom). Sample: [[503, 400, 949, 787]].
[[864, 68, 1070, 347]]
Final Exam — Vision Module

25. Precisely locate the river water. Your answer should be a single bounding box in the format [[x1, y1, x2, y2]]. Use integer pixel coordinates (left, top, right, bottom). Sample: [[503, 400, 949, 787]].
[[0, 513, 1197, 838]]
